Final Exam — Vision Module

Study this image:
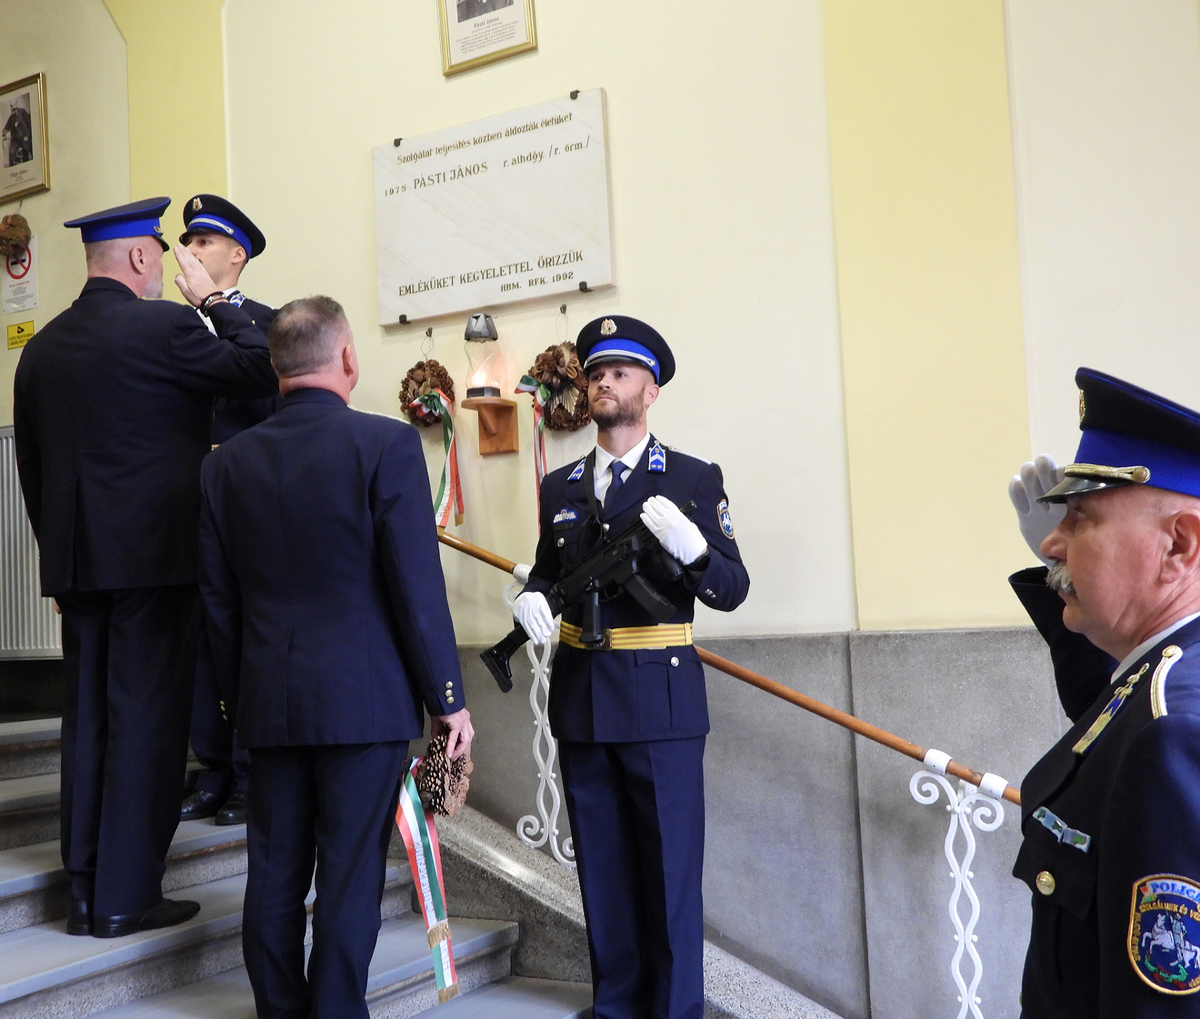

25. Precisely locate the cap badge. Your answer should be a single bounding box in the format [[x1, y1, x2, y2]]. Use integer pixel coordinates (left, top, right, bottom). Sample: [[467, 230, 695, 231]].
[[600, 319, 617, 337], [192, 197, 203, 212], [153, 225, 162, 235]]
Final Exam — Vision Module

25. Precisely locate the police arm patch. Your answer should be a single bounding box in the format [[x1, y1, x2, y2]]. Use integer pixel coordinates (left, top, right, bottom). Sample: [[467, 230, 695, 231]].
[[717, 499, 735, 538], [1129, 874, 1200, 994]]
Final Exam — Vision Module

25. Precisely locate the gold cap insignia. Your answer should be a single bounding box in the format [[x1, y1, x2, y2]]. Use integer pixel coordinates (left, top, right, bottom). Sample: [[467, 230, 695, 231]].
[[153, 225, 162, 234], [192, 197, 203, 211], [1079, 390, 1086, 423], [600, 319, 617, 337]]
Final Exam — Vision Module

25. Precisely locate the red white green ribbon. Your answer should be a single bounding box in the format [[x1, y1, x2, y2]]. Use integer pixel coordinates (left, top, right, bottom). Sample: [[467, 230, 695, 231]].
[[395, 757, 459, 1003], [409, 389, 464, 529], [515, 375, 549, 512]]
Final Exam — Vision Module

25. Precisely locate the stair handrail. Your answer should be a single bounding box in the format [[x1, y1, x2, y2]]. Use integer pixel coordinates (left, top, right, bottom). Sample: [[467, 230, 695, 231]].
[[438, 531, 1021, 807]]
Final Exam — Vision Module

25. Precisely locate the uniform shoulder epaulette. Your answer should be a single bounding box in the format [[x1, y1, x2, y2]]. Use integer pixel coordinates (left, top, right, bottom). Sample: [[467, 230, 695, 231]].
[[1151, 644, 1184, 718], [567, 458, 587, 482]]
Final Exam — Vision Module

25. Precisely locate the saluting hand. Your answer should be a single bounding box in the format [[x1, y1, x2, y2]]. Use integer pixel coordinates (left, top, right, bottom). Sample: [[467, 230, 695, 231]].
[[431, 707, 474, 760], [1008, 454, 1066, 566], [173, 245, 221, 308]]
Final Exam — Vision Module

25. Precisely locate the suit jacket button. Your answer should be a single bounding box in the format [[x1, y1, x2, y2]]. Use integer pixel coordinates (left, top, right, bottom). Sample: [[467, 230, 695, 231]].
[[1035, 870, 1056, 896], [670, 656, 679, 667], [557, 537, 565, 547]]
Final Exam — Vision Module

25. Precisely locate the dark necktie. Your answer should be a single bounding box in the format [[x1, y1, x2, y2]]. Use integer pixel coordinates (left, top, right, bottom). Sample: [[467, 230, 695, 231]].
[[606, 461, 628, 506]]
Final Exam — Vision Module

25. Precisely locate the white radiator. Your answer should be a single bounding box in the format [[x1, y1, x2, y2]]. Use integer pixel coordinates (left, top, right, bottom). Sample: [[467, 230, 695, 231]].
[[0, 425, 61, 658]]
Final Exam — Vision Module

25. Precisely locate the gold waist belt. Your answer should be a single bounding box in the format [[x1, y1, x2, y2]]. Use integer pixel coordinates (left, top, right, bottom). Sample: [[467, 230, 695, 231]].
[[558, 620, 693, 651]]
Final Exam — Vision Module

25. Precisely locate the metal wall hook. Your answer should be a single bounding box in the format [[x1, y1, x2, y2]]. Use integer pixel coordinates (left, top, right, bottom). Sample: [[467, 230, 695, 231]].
[[393, 138, 403, 147], [421, 327, 434, 359], [570, 90, 579, 100], [578, 281, 591, 293]]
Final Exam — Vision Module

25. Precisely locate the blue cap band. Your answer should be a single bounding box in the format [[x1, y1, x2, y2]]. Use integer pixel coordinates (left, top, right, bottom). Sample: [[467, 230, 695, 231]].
[[1076, 429, 1200, 500], [186, 214, 254, 258], [77, 216, 165, 245], [582, 339, 661, 382]]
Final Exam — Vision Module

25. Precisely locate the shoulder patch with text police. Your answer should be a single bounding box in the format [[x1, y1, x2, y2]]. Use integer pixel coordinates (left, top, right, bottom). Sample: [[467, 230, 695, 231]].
[[1128, 875, 1200, 994], [717, 499, 735, 538]]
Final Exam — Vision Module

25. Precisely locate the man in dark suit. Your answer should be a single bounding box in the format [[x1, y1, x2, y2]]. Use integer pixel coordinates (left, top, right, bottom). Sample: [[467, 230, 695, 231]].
[[513, 316, 749, 1019], [1007, 368, 1200, 1016], [12, 197, 279, 938], [199, 295, 472, 1019], [177, 194, 278, 827]]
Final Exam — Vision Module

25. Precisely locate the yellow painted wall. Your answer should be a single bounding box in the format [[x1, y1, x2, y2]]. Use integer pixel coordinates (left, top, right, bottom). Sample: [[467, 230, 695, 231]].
[[823, 1, 1032, 628], [103, 0, 227, 298], [0, 0, 130, 425]]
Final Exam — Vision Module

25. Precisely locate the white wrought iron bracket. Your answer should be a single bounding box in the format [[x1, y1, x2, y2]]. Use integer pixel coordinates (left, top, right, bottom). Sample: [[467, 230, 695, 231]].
[[911, 752, 1007, 1019], [503, 573, 575, 868]]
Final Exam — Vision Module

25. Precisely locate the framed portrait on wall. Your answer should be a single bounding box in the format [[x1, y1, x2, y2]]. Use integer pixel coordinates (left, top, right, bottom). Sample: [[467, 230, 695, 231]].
[[438, 0, 536, 76], [0, 74, 49, 205]]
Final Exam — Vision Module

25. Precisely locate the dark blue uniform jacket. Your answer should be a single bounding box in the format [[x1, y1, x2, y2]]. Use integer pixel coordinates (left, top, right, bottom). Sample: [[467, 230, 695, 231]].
[[198, 388, 464, 748], [13, 277, 278, 595], [524, 437, 749, 743], [210, 296, 282, 444], [1011, 567, 1200, 1017]]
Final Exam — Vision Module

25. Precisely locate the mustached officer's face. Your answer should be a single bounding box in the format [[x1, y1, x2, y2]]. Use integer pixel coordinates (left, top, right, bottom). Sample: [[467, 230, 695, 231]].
[[587, 362, 659, 429]]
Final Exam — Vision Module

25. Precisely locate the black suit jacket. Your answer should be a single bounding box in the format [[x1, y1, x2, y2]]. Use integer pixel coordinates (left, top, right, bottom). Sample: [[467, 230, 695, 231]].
[[13, 277, 278, 595], [524, 437, 749, 742], [198, 388, 464, 747]]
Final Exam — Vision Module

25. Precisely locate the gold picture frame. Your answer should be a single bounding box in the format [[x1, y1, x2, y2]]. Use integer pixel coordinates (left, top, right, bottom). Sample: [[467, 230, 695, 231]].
[[439, 0, 537, 77], [0, 73, 49, 205]]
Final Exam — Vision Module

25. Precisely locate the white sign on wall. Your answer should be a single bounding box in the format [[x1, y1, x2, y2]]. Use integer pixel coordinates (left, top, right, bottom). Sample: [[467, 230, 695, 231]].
[[373, 88, 613, 324]]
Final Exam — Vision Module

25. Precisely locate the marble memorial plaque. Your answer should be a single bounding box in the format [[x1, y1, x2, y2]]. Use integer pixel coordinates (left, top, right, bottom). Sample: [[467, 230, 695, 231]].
[[373, 89, 612, 323]]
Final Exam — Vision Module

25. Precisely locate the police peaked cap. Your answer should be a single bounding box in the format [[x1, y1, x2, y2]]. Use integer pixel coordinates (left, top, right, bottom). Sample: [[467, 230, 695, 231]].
[[180, 194, 266, 259], [64, 197, 171, 251], [1040, 367, 1200, 502], [576, 315, 675, 385]]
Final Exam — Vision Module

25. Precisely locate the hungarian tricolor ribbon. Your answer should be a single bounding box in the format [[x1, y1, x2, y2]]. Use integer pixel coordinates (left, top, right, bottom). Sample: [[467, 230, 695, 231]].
[[515, 375, 549, 513], [395, 757, 459, 1003], [409, 388, 464, 529]]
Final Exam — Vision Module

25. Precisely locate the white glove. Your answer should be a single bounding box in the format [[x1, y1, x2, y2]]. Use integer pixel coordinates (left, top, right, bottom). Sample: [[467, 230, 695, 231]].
[[1008, 454, 1066, 566], [513, 591, 555, 645], [640, 495, 708, 565]]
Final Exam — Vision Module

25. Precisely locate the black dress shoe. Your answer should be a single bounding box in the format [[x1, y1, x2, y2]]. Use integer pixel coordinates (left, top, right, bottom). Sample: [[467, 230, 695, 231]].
[[215, 788, 247, 826], [180, 788, 223, 821], [93, 898, 201, 938], [67, 898, 92, 936]]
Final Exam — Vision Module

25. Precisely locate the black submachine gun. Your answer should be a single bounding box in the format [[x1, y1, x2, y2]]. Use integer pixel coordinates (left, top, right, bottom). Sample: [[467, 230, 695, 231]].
[[481, 501, 697, 692]]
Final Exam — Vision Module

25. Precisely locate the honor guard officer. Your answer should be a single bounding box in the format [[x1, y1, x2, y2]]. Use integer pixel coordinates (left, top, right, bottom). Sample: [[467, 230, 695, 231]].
[[177, 194, 279, 828], [514, 316, 750, 1019], [12, 198, 278, 937], [1007, 368, 1200, 1016]]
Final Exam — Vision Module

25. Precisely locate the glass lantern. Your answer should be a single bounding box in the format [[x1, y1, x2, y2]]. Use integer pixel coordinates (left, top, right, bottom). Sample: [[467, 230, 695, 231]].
[[464, 313, 503, 399]]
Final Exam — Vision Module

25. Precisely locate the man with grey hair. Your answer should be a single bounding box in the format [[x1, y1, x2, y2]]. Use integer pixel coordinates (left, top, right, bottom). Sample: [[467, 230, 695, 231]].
[[13, 197, 278, 938], [1008, 368, 1200, 1015], [199, 295, 472, 1018]]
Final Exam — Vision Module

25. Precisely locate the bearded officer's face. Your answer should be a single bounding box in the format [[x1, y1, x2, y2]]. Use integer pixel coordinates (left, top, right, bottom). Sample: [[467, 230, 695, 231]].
[[587, 362, 658, 430]]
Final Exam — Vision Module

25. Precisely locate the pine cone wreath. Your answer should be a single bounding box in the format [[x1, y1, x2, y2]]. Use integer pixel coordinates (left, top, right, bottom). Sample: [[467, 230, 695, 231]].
[[527, 342, 590, 432], [0, 213, 31, 261], [399, 359, 456, 427], [416, 733, 474, 817]]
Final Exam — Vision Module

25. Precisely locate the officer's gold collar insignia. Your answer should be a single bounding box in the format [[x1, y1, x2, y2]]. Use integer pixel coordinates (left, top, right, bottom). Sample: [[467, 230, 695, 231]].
[[1079, 389, 1086, 423], [600, 319, 617, 337], [1072, 662, 1148, 755]]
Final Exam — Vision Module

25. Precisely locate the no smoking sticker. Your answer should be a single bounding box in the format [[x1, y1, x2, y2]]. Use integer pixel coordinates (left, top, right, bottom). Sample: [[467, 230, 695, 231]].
[[3, 236, 38, 314]]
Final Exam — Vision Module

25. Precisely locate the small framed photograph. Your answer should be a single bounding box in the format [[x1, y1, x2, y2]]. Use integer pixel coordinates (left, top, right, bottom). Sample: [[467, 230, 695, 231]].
[[439, 0, 537, 77], [0, 74, 49, 205]]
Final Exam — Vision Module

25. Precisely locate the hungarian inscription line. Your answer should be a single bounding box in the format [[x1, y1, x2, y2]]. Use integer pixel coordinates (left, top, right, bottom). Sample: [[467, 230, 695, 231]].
[[397, 250, 584, 297]]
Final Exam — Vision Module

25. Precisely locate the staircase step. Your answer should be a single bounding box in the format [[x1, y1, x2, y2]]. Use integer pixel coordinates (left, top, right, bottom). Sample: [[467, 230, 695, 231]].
[[34, 915, 519, 1019], [0, 718, 61, 780], [0, 772, 59, 850], [0, 819, 250, 935], [0, 863, 417, 1019]]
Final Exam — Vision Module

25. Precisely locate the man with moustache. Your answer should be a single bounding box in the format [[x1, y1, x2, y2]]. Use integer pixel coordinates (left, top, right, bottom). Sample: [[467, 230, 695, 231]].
[[12, 197, 278, 937], [513, 316, 750, 1019], [177, 194, 278, 828], [1007, 367, 1200, 1016]]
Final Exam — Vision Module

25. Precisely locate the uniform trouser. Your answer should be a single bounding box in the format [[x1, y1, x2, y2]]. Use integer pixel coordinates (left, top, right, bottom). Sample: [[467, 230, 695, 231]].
[[190, 625, 249, 797], [57, 584, 198, 915], [558, 736, 707, 1019], [242, 741, 409, 1019]]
